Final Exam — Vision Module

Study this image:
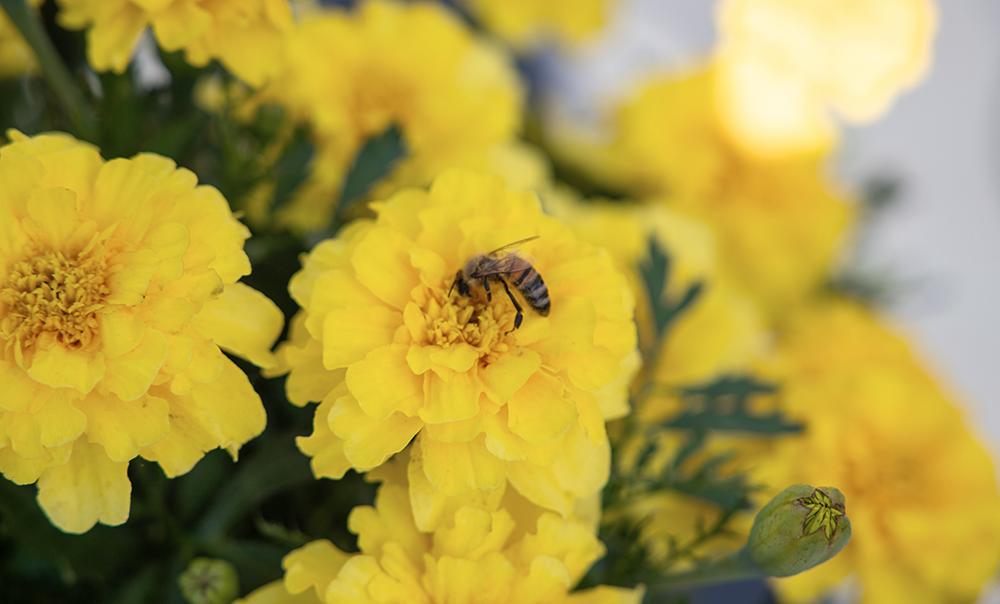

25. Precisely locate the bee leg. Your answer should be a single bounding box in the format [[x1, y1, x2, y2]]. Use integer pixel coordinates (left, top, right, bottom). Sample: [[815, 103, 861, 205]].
[[483, 276, 492, 302], [499, 278, 524, 333]]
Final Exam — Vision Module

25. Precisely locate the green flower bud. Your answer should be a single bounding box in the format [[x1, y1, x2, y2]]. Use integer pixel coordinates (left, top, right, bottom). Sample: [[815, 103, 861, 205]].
[[748, 484, 851, 577], [178, 557, 239, 604]]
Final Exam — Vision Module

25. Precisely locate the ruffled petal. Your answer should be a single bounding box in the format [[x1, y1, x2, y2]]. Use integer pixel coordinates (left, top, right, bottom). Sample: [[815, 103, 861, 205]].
[[408, 443, 506, 532], [329, 395, 422, 471], [283, 540, 351, 600], [36, 438, 131, 534], [193, 282, 284, 369], [479, 347, 541, 406], [551, 423, 610, 498], [324, 307, 403, 370], [188, 357, 266, 456], [507, 462, 573, 517], [235, 580, 325, 604], [419, 371, 482, 424], [28, 345, 105, 394], [77, 391, 170, 462], [421, 433, 508, 496], [506, 372, 576, 445], [100, 328, 169, 401], [346, 344, 423, 420], [99, 306, 147, 360], [0, 360, 42, 412], [351, 227, 421, 311], [140, 388, 224, 478], [296, 395, 353, 480]]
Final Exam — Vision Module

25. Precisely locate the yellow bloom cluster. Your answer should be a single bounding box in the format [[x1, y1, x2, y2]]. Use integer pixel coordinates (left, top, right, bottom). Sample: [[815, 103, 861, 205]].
[[277, 169, 636, 520], [461, 0, 614, 47], [54, 0, 294, 86], [757, 301, 1000, 603], [716, 0, 937, 156], [255, 0, 526, 231], [0, 0, 42, 79], [595, 65, 853, 317], [237, 455, 643, 604], [0, 131, 283, 533]]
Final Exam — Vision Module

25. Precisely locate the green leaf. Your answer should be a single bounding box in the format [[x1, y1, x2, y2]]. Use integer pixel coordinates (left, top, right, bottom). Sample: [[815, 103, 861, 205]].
[[667, 375, 800, 434], [270, 128, 315, 213], [333, 124, 407, 226], [640, 237, 705, 342]]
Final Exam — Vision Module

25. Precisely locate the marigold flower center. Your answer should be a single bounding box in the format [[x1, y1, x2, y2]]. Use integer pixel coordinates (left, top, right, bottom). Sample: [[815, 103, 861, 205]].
[[0, 245, 110, 351], [423, 282, 519, 365]]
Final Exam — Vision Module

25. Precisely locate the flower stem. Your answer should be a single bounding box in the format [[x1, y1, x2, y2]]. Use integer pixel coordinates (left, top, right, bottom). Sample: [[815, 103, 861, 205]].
[[645, 546, 766, 597], [0, 0, 97, 141]]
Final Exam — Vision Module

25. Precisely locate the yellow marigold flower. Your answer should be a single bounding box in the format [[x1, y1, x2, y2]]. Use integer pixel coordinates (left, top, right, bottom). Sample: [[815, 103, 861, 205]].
[[568, 66, 853, 318], [0, 130, 283, 533], [716, 0, 937, 156], [53, 0, 294, 86], [254, 0, 524, 231], [0, 0, 43, 79], [461, 0, 614, 47], [755, 300, 1000, 604], [276, 169, 636, 519], [236, 455, 644, 604]]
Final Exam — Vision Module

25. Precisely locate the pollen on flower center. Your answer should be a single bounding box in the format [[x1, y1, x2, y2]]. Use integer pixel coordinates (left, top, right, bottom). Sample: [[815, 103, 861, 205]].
[[0, 245, 110, 351], [420, 281, 519, 365]]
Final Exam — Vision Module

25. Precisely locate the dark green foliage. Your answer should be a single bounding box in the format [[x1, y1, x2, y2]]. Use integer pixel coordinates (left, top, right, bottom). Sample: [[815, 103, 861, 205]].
[[666, 376, 801, 434], [332, 124, 408, 229], [640, 237, 705, 346]]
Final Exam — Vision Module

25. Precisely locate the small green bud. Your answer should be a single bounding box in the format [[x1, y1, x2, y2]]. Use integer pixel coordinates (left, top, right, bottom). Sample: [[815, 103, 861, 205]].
[[748, 484, 851, 577], [178, 557, 240, 604]]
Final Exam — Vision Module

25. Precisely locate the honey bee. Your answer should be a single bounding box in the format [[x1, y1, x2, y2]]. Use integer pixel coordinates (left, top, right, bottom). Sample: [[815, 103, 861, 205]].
[[449, 236, 550, 331]]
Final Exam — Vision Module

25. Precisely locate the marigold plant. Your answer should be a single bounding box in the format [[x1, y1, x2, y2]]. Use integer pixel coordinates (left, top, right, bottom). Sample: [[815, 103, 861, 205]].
[[237, 455, 644, 604], [755, 300, 1000, 603], [53, 0, 294, 86], [0, 130, 283, 533], [461, 0, 613, 47], [275, 169, 636, 519], [254, 0, 526, 231]]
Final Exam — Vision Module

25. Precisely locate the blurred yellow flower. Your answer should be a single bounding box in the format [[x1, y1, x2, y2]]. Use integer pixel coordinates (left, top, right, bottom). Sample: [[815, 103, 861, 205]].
[[54, 0, 294, 86], [756, 300, 1000, 604], [716, 0, 937, 156], [0, 0, 42, 79], [462, 0, 614, 47], [580, 66, 854, 318], [275, 170, 636, 519], [236, 456, 643, 604], [254, 0, 525, 231], [0, 131, 283, 533]]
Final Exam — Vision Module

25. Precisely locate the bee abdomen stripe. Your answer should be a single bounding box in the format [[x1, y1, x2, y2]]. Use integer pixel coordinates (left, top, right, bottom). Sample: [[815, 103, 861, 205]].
[[513, 268, 534, 286], [519, 271, 544, 291]]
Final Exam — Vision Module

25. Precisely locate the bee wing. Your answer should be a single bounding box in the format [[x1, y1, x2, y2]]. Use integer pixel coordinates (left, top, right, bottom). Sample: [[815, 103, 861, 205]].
[[474, 253, 535, 277], [487, 235, 539, 257]]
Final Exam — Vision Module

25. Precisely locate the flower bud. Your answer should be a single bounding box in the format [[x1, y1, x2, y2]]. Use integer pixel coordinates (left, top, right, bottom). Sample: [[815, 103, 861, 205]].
[[748, 484, 851, 577], [178, 557, 240, 604]]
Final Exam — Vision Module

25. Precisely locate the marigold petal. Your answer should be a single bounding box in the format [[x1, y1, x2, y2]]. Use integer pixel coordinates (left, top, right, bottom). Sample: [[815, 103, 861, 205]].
[[141, 296, 194, 335], [236, 580, 324, 604], [105, 248, 160, 306], [37, 438, 131, 534], [423, 409, 485, 443], [427, 343, 480, 373], [140, 388, 224, 478], [149, 0, 212, 51], [286, 353, 345, 407], [421, 433, 508, 496], [0, 360, 41, 412], [557, 345, 619, 392], [528, 296, 595, 359], [193, 282, 284, 369], [508, 555, 572, 604], [84, 4, 147, 73], [346, 344, 423, 420], [283, 540, 351, 600], [330, 395, 422, 470], [75, 391, 169, 462], [325, 556, 383, 602], [161, 331, 194, 376], [483, 406, 565, 465], [507, 372, 576, 445], [169, 333, 225, 395], [349, 482, 426, 562], [297, 396, 353, 480], [566, 585, 646, 604], [168, 185, 252, 283], [28, 345, 105, 394], [408, 444, 506, 532], [419, 371, 482, 424], [306, 270, 385, 338], [101, 328, 169, 401], [99, 306, 146, 360], [479, 347, 541, 405], [351, 227, 421, 311], [0, 442, 72, 485], [2, 390, 86, 459], [189, 357, 266, 455], [423, 555, 485, 604], [324, 306, 402, 370], [507, 462, 573, 517], [26, 186, 80, 248], [551, 423, 609, 498], [88, 157, 158, 229]]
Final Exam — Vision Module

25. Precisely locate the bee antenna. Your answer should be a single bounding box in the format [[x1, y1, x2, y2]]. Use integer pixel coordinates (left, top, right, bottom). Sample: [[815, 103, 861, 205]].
[[447, 277, 457, 298]]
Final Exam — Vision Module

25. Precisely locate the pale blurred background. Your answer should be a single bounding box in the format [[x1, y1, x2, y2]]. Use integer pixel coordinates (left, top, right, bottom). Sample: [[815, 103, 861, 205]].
[[545, 0, 1000, 471]]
